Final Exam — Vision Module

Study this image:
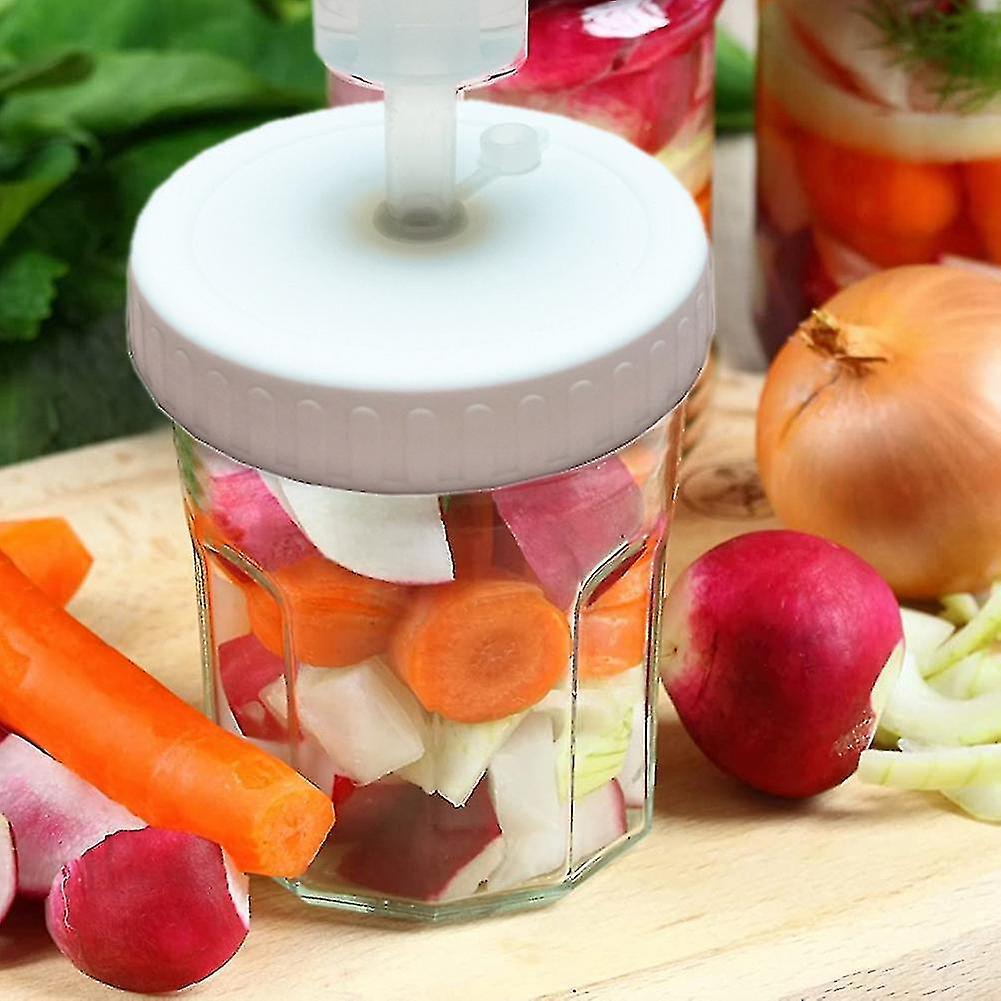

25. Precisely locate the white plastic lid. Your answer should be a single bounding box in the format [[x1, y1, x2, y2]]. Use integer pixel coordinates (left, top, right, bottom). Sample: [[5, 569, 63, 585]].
[[128, 101, 712, 493]]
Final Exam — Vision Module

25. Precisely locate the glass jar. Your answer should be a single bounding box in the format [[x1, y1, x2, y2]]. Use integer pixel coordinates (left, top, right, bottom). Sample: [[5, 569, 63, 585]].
[[327, 0, 723, 450], [178, 410, 683, 920], [755, 0, 1001, 359]]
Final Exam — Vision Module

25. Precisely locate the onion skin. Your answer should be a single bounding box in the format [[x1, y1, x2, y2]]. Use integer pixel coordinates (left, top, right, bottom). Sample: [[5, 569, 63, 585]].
[[756, 266, 1001, 600]]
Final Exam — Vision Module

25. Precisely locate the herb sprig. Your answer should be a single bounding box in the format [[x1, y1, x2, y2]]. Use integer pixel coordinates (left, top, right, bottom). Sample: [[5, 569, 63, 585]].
[[864, 0, 1001, 110]]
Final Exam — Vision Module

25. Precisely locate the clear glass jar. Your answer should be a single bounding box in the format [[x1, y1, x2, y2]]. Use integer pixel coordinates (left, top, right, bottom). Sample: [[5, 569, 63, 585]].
[[755, 0, 1001, 359], [177, 410, 683, 921]]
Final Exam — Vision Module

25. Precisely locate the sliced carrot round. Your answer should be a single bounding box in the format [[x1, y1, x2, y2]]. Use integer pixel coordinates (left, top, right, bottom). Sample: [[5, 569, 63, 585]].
[[0, 518, 92, 606], [247, 556, 410, 667], [389, 580, 571, 723], [963, 158, 1001, 264]]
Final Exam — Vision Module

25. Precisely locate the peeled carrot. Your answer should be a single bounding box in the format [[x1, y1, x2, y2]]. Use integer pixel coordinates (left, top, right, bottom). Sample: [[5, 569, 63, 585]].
[[0, 554, 333, 877], [963, 159, 1001, 264], [389, 579, 571, 723], [0, 518, 92, 605], [579, 546, 657, 681], [794, 130, 963, 267], [247, 555, 410, 667], [443, 494, 496, 580]]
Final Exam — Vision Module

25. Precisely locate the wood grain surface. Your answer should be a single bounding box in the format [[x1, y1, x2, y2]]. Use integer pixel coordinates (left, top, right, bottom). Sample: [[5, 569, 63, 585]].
[[2, 369, 999, 1001]]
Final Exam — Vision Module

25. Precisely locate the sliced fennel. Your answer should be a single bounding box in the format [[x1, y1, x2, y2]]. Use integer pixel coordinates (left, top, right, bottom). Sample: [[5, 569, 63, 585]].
[[857, 744, 1001, 790], [930, 651, 1001, 699], [923, 586, 1001, 678], [880, 650, 1001, 746], [940, 593, 981, 627]]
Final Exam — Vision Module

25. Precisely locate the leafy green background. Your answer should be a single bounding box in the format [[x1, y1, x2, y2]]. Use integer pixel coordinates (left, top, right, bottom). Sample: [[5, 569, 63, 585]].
[[0, 0, 753, 467]]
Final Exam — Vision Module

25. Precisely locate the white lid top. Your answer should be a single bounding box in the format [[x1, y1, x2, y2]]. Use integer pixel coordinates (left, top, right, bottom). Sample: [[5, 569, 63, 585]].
[[128, 101, 712, 493]]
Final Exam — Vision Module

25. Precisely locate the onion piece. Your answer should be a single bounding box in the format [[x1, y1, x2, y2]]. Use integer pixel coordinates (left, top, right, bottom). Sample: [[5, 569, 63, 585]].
[[940, 593, 982, 628], [757, 267, 1001, 600], [931, 652, 1001, 700], [942, 784, 1001, 822], [857, 744, 1001, 790], [923, 586, 1001, 678]]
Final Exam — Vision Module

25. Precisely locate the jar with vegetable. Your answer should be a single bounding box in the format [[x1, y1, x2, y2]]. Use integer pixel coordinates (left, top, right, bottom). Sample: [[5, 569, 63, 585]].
[[127, 0, 713, 920], [755, 0, 1001, 358]]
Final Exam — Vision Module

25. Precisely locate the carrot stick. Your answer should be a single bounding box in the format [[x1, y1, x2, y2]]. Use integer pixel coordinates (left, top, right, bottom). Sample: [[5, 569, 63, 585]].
[[247, 555, 410, 667], [443, 494, 496, 580], [0, 554, 333, 877], [0, 518, 92, 605], [389, 580, 571, 723]]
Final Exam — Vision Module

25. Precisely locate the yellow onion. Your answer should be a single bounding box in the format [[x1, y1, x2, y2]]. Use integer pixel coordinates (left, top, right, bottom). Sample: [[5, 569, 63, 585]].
[[756, 265, 1001, 600]]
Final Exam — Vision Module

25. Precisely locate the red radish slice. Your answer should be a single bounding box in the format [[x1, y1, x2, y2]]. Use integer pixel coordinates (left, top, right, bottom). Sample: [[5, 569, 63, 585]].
[[494, 457, 642, 609], [617, 703, 648, 809], [338, 782, 503, 902], [210, 470, 316, 571], [219, 635, 287, 741], [487, 714, 568, 892], [272, 479, 454, 585], [262, 660, 427, 785], [0, 736, 144, 898], [0, 815, 16, 925], [46, 828, 250, 994], [571, 780, 628, 865]]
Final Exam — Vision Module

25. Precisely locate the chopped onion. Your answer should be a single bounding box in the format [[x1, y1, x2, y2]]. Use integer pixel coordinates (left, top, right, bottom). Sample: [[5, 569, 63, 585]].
[[857, 744, 1001, 790], [923, 586, 1001, 677], [940, 593, 982, 627], [931, 652, 1001, 700]]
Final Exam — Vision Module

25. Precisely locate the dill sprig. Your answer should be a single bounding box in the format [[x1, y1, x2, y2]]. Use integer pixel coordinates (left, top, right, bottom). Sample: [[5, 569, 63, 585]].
[[863, 0, 1001, 111]]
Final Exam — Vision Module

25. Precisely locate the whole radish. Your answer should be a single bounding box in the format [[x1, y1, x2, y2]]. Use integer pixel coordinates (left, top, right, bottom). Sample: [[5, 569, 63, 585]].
[[661, 531, 903, 798]]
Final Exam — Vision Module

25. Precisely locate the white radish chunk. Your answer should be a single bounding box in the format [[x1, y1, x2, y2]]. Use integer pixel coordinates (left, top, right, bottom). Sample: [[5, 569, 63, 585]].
[[273, 479, 453, 584], [487, 714, 568, 892], [46, 828, 249, 994], [0, 815, 16, 925], [0, 736, 144, 897], [208, 564, 251, 643], [571, 780, 627, 865], [262, 660, 427, 785]]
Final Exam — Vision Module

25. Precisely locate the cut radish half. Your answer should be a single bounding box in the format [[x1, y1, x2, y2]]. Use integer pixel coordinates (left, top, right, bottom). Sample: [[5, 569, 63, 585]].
[[218, 635, 287, 741], [337, 782, 503, 902], [210, 470, 316, 571], [46, 828, 250, 994], [495, 457, 642, 609], [261, 660, 427, 785], [0, 815, 16, 925], [571, 780, 627, 865], [487, 714, 568, 892], [617, 702, 649, 809], [0, 736, 144, 898], [271, 478, 454, 585]]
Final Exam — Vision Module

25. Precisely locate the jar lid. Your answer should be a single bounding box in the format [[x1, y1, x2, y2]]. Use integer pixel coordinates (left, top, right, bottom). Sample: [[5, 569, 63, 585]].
[[128, 101, 712, 493]]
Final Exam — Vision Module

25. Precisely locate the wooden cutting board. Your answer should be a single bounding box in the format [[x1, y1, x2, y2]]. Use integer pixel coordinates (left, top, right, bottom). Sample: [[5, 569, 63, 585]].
[[1, 369, 998, 1001]]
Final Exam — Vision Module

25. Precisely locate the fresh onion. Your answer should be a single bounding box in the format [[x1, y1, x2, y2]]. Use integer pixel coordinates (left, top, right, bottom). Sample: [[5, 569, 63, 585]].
[[756, 266, 1001, 600]]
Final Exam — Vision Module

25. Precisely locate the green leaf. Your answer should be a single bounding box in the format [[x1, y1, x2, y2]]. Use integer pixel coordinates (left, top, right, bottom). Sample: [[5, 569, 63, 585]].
[[716, 28, 755, 134], [0, 50, 306, 141], [0, 249, 66, 341], [0, 140, 78, 245], [0, 49, 93, 97], [0, 312, 162, 464]]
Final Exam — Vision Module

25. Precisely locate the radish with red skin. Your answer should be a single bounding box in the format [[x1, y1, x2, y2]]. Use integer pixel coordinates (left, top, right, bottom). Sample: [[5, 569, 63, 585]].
[[570, 780, 627, 865], [209, 470, 316, 571], [0, 736, 144, 898], [494, 457, 643, 610], [218, 634, 287, 741], [661, 531, 904, 799], [46, 828, 250, 994], [0, 815, 16, 925]]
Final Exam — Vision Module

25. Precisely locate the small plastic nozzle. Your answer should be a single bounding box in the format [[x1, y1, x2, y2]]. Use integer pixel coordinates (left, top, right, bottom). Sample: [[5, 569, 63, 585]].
[[315, 0, 528, 236]]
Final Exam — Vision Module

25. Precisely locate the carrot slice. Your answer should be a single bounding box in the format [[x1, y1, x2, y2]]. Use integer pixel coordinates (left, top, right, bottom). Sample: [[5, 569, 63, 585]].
[[793, 131, 963, 267], [963, 159, 1001, 264], [389, 580, 571, 723], [0, 554, 333, 877], [0, 518, 92, 605], [247, 556, 410, 667], [443, 494, 496, 580]]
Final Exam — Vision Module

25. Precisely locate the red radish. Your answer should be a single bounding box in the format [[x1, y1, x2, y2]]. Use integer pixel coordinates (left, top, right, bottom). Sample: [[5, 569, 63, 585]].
[[494, 457, 642, 609], [337, 782, 504, 902], [209, 470, 316, 570], [46, 828, 250, 994], [487, 714, 568, 891], [0, 736, 144, 897], [661, 531, 904, 798], [272, 479, 454, 585], [0, 815, 16, 925], [218, 635, 287, 741], [570, 780, 627, 864]]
